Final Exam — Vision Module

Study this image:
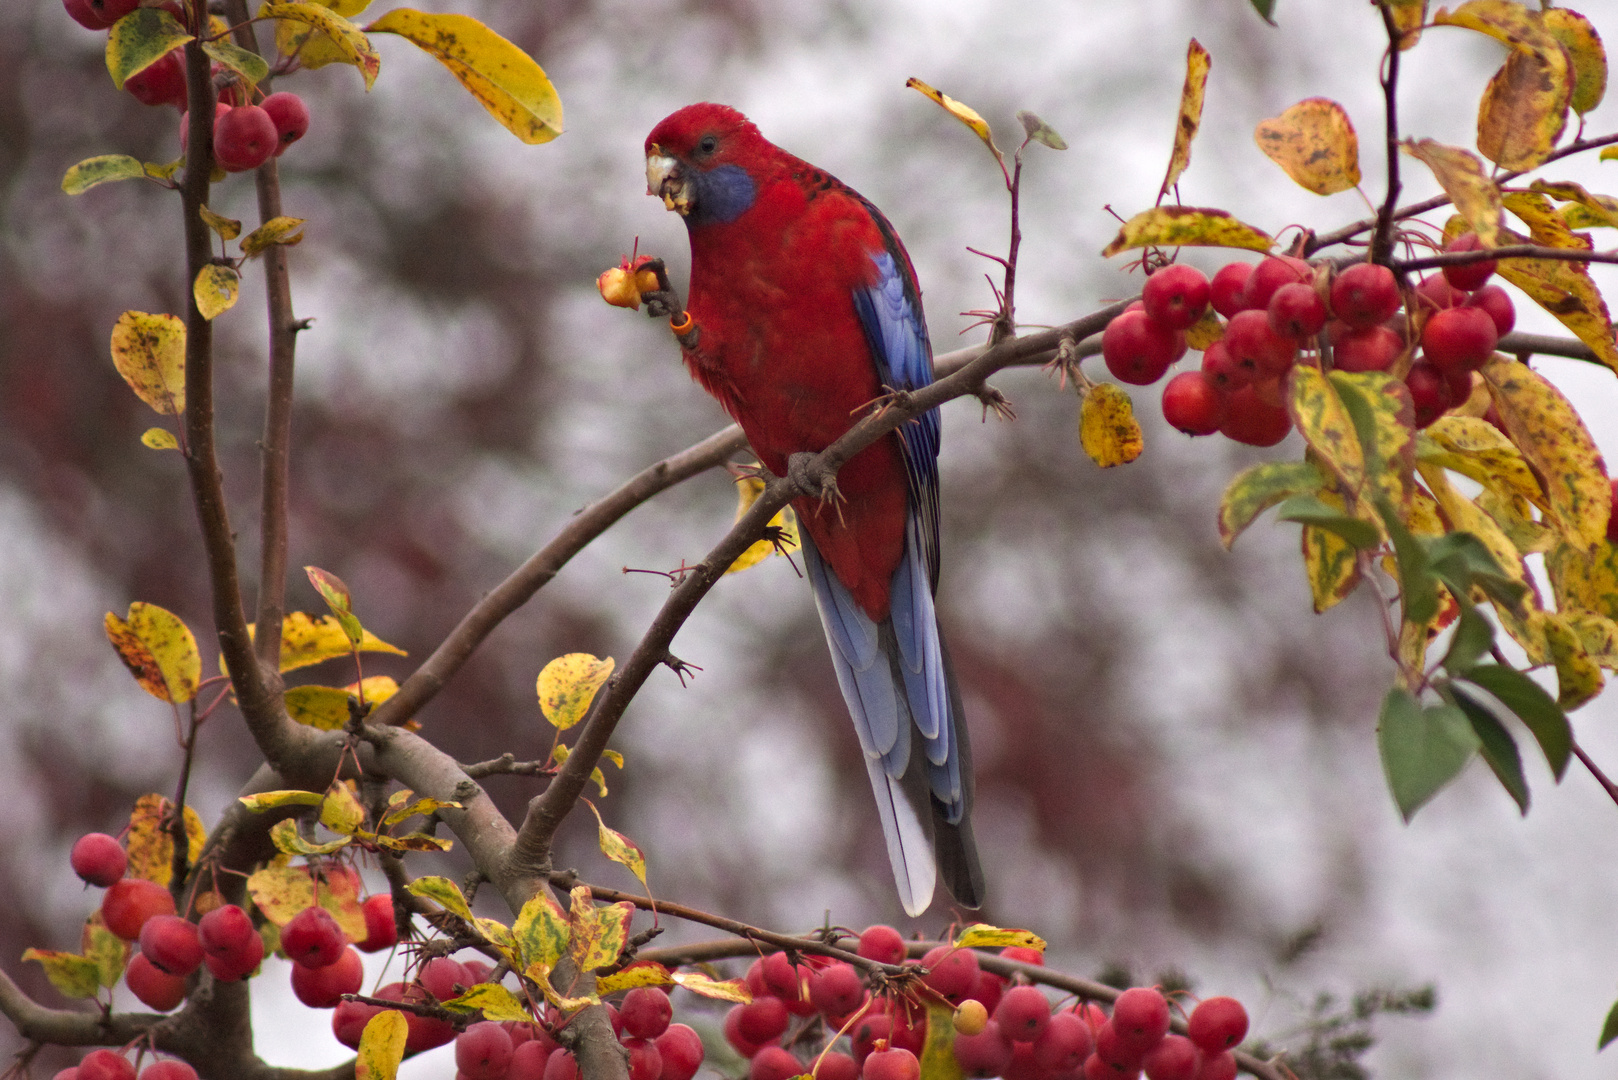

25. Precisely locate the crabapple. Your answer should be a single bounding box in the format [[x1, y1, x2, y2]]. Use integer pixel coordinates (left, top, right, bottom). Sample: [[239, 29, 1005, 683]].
[[1413, 273, 1464, 312], [750, 1047, 804, 1080], [624, 1038, 662, 1080], [857, 924, 907, 965], [1209, 262, 1254, 317], [862, 1048, 920, 1080], [818, 1052, 860, 1080], [124, 951, 187, 1011], [1422, 306, 1498, 372], [1111, 988, 1171, 1055], [1195, 1052, 1237, 1080], [544, 1050, 579, 1080], [736, 995, 791, 1044], [1186, 997, 1249, 1054], [125, 51, 187, 109], [281, 905, 346, 969], [139, 914, 203, 976], [71, 833, 126, 887], [63, 0, 139, 30], [1328, 263, 1400, 329], [995, 984, 1052, 1043], [954, 1020, 1015, 1078], [455, 1021, 515, 1080], [357, 893, 398, 953], [137, 1063, 198, 1080], [290, 945, 363, 1008], [1033, 1010, 1095, 1074], [1219, 385, 1291, 447], [655, 1023, 705, 1080], [619, 986, 673, 1039], [76, 1052, 136, 1080], [506, 1042, 551, 1080], [260, 91, 310, 154], [332, 997, 384, 1050], [1103, 310, 1181, 385], [1241, 255, 1311, 311], [203, 926, 263, 981], [1141, 1035, 1199, 1080], [1465, 284, 1516, 337], [1162, 370, 1225, 436], [1441, 232, 1497, 291], [810, 961, 865, 1019], [1199, 341, 1247, 392], [1222, 309, 1295, 381], [102, 878, 175, 941], [1142, 263, 1211, 330], [919, 945, 980, 1004], [1331, 324, 1402, 373], [1267, 282, 1327, 340], [213, 104, 278, 172], [197, 904, 254, 957]]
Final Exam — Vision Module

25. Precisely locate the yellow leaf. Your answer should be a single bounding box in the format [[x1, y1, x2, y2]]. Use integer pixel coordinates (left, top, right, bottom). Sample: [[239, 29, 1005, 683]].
[[197, 205, 241, 241], [525, 960, 598, 1013], [320, 780, 366, 835], [568, 888, 632, 974], [194, 265, 240, 321], [259, 2, 379, 88], [407, 875, 475, 921], [127, 793, 205, 886], [1102, 206, 1272, 257], [1387, 0, 1429, 49], [284, 685, 357, 729], [1544, 611, 1603, 709], [1417, 463, 1532, 606], [1078, 382, 1142, 467], [1217, 460, 1326, 549], [241, 215, 307, 257], [1254, 97, 1361, 195], [953, 925, 1046, 952], [1565, 610, 1618, 668], [305, 565, 363, 648], [1184, 307, 1223, 351], [246, 861, 366, 938], [921, 1001, 965, 1080], [1402, 139, 1503, 245], [22, 949, 103, 1000], [727, 475, 799, 574], [109, 311, 186, 416], [513, 890, 571, 972], [105, 8, 193, 91], [62, 154, 146, 195], [140, 427, 179, 450], [1491, 203, 1618, 372], [1480, 357, 1610, 550], [1301, 488, 1361, 614], [537, 653, 614, 730], [1160, 39, 1211, 198], [597, 965, 676, 995], [1420, 417, 1548, 511], [443, 982, 532, 1022], [1328, 370, 1418, 517], [1542, 8, 1607, 116], [905, 78, 1001, 165], [81, 913, 129, 990], [1546, 539, 1618, 622], [270, 817, 350, 856], [369, 10, 562, 144], [356, 1009, 408, 1080], [1288, 366, 1365, 493], [200, 38, 269, 92], [104, 602, 201, 704], [243, 612, 406, 674], [586, 802, 648, 888], [1529, 180, 1618, 230], [669, 970, 752, 1003]]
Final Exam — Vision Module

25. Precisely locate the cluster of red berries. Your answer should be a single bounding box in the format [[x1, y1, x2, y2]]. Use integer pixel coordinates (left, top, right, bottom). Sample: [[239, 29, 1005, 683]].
[[52, 1050, 198, 1080], [1102, 236, 1517, 445], [722, 925, 1251, 1080], [64, 0, 311, 173]]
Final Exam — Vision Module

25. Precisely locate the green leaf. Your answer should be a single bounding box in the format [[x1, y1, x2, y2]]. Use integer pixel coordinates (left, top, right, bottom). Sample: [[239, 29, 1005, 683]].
[[105, 8, 193, 91], [22, 949, 104, 1000], [1247, 0, 1277, 25], [1015, 110, 1067, 151], [200, 39, 269, 88], [406, 875, 475, 921], [62, 155, 147, 195], [1455, 664, 1571, 781], [1449, 684, 1530, 814], [1217, 460, 1325, 548], [1376, 499, 1438, 626], [1440, 603, 1495, 676], [1426, 530, 1529, 611], [1274, 494, 1381, 549], [513, 891, 571, 971], [1601, 996, 1618, 1050], [1378, 688, 1478, 822]]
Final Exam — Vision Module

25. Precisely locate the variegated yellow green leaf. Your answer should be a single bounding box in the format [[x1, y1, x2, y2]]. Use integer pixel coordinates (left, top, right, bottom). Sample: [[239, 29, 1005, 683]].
[[105, 8, 193, 91], [1160, 39, 1211, 198], [22, 949, 103, 1000], [669, 970, 751, 1003], [259, 2, 378, 87], [110, 311, 186, 415], [1541, 8, 1606, 116], [1255, 97, 1361, 195], [1402, 139, 1503, 245], [906, 78, 1000, 164], [1544, 611, 1603, 709], [124, 794, 204, 887], [953, 925, 1046, 952], [537, 653, 614, 730], [104, 602, 201, 704], [1102, 206, 1273, 257], [513, 890, 571, 971], [1217, 460, 1327, 549], [407, 875, 474, 921], [443, 982, 532, 1022]]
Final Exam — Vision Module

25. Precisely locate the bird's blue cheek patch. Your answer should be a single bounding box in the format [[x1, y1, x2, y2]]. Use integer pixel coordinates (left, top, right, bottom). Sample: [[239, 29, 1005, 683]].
[[691, 164, 756, 225]]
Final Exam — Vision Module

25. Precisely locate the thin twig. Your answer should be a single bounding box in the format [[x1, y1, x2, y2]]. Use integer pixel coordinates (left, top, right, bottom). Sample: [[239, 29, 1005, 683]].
[[1371, 3, 1403, 264]]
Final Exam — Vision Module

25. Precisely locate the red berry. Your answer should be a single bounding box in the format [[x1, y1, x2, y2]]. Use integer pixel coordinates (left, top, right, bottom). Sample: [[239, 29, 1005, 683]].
[[1032, 1010, 1095, 1073], [737, 996, 790, 1045], [125, 951, 187, 1011], [1142, 264, 1211, 330], [77, 1052, 136, 1080], [63, 0, 139, 30], [71, 833, 127, 887], [1161, 371, 1225, 436], [850, 1012, 893, 1066], [759, 951, 801, 1000], [1442, 232, 1497, 292], [1219, 385, 1292, 447], [1413, 273, 1464, 313], [750, 1047, 804, 1080], [809, 962, 866, 1019], [817, 1051, 860, 1080], [397, 983, 457, 1052], [1000, 946, 1044, 967], [260, 91, 310, 155], [1111, 988, 1171, 1056], [332, 997, 384, 1049], [724, 1004, 769, 1058], [137, 1063, 198, 1080], [1093, 1021, 1142, 1071], [887, 1002, 927, 1056], [965, 969, 1005, 1017], [1199, 341, 1248, 392], [544, 1050, 579, 1080], [1465, 284, 1516, 337], [203, 925, 264, 981], [655, 1023, 705, 1080], [102, 878, 176, 941], [1102, 310, 1181, 385], [1209, 262, 1255, 317], [1083, 1054, 1124, 1080], [620, 986, 673, 1039], [1405, 363, 1448, 430], [1241, 255, 1311, 312], [1422, 306, 1498, 372], [1331, 324, 1403, 373], [125, 51, 187, 109], [1141, 1035, 1199, 1080], [418, 955, 471, 1002], [1329, 263, 1401, 329], [862, 1048, 920, 1080], [857, 925, 907, 965], [994, 985, 1052, 1043], [357, 893, 397, 953], [1194, 1051, 1237, 1080], [1267, 282, 1327, 340], [919, 945, 980, 1005], [1607, 479, 1618, 544], [1186, 997, 1248, 1054], [213, 104, 278, 172], [456, 1020, 516, 1080], [139, 914, 203, 976], [197, 904, 254, 957], [282, 906, 347, 970], [1222, 309, 1296, 381], [290, 945, 363, 1008], [506, 1041, 551, 1080], [955, 1020, 1015, 1078]]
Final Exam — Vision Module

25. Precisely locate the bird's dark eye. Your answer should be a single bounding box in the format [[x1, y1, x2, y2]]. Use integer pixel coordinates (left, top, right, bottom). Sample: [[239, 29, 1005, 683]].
[[697, 134, 719, 156]]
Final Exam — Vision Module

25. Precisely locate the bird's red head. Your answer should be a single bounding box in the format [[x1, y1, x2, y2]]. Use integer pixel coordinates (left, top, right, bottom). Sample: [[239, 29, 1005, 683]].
[[645, 104, 769, 225]]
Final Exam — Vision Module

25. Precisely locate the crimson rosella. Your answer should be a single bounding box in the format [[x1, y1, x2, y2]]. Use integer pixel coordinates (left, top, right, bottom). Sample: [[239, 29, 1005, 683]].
[[644, 103, 984, 915]]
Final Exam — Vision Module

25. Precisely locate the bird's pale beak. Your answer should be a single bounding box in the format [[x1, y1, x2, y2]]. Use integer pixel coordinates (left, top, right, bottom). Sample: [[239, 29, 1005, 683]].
[[645, 148, 693, 216]]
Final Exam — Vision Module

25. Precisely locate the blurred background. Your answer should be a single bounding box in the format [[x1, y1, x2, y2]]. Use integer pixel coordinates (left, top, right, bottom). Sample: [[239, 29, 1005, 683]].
[[3, 0, 1617, 1076]]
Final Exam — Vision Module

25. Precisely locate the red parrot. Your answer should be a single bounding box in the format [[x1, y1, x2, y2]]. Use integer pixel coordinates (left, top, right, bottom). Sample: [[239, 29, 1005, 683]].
[[644, 103, 984, 915]]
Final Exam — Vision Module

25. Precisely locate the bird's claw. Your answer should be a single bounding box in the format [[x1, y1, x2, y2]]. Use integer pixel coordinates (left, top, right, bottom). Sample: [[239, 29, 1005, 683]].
[[788, 452, 843, 507]]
